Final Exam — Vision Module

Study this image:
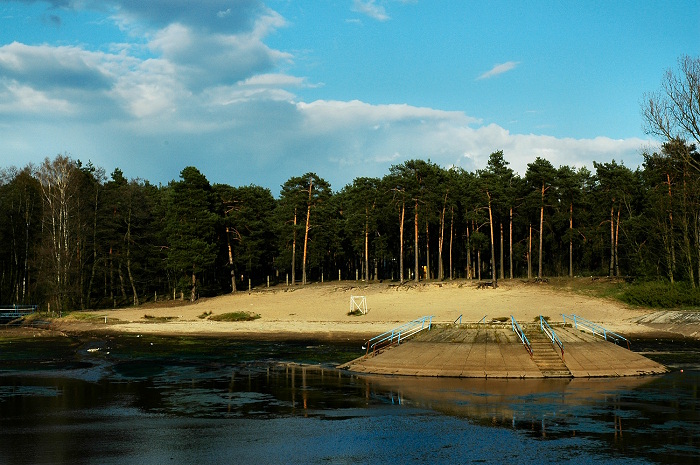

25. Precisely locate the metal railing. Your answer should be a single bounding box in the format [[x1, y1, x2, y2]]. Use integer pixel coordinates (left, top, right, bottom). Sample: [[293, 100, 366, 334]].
[[562, 314, 630, 349], [539, 315, 564, 358], [363, 316, 434, 355], [510, 315, 532, 357], [0, 305, 38, 319]]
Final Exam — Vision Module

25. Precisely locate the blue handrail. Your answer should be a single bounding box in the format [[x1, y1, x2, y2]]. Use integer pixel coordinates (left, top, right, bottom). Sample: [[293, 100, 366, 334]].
[[363, 316, 434, 355], [0, 305, 38, 319], [511, 316, 532, 356], [539, 315, 564, 358], [562, 313, 630, 349]]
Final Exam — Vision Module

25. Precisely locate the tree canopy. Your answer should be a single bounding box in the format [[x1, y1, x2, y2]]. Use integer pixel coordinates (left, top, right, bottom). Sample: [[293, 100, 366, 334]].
[[2, 56, 700, 309]]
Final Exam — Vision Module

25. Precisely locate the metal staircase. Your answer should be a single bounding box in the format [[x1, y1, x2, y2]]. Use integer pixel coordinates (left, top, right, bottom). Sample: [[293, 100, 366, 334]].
[[526, 328, 572, 378]]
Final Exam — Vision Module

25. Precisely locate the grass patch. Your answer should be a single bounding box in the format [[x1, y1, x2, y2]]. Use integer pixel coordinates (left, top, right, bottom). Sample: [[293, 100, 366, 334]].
[[619, 281, 700, 309], [142, 314, 178, 323], [198, 311, 213, 319], [546, 277, 700, 309], [68, 312, 107, 322], [347, 309, 365, 316], [208, 311, 260, 322], [547, 276, 628, 300]]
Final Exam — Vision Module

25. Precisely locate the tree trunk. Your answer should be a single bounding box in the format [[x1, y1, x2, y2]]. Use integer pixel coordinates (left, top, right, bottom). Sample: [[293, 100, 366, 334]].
[[87, 184, 99, 307], [477, 250, 481, 280], [292, 208, 297, 285], [466, 225, 472, 280], [414, 199, 419, 283], [38, 156, 75, 313], [399, 201, 405, 283], [23, 197, 31, 302], [301, 201, 311, 285], [499, 222, 504, 280], [226, 226, 237, 293], [487, 192, 497, 287], [528, 224, 532, 280], [696, 211, 700, 288], [364, 207, 369, 281], [681, 175, 695, 287], [118, 265, 127, 300], [667, 173, 676, 277], [109, 247, 114, 306], [425, 218, 430, 280], [615, 206, 621, 277], [538, 183, 544, 279], [125, 202, 139, 306], [449, 206, 453, 280], [438, 198, 446, 281], [190, 266, 196, 302], [609, 202, 615, 278], [509, 208, 513, 280], [569, 202, 573, 278], [661, 216, 674, 283]]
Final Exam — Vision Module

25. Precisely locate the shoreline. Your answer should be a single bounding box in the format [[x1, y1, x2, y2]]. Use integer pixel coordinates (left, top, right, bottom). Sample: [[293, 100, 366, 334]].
[[1, 324, 692, 345], [5, 280, 700, 343]]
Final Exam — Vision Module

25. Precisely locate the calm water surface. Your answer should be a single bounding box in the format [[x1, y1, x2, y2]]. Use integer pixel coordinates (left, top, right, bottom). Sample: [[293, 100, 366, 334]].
[[0, 333, 698, 464]]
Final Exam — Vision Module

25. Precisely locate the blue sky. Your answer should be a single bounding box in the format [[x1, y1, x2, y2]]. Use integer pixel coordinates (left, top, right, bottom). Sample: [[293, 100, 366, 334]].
[[0, 0, 698, 194]]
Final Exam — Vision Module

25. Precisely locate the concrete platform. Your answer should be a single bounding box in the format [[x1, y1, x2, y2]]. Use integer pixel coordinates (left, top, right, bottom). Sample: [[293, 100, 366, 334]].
[[338, 324, 668, 378]]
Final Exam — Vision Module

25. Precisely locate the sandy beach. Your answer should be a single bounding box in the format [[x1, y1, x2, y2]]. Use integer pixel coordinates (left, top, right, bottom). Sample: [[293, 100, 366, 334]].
[[50, 279, 699, 341]]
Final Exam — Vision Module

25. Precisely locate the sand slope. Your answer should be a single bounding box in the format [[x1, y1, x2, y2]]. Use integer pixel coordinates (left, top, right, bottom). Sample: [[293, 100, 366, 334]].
[[61, 280, 684, 341]]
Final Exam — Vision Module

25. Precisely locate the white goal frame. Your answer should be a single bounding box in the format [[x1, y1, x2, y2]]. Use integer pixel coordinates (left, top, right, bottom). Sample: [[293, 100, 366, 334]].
[[350, 295, 367, 314]]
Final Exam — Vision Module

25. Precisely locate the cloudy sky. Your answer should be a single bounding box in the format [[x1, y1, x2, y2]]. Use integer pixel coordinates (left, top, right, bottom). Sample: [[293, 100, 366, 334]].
[[1, 1, 698, 194]]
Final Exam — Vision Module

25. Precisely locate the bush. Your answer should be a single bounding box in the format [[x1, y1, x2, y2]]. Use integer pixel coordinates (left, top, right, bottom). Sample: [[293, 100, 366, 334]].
[[619, 281, 700, 308], [208, 311, 260, 322]]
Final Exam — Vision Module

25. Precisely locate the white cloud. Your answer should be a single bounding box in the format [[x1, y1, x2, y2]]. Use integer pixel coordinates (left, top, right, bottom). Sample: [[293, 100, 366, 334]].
[[297, 100, 479, 132], [240, 73, 308, 88], [216, 8, 231, 19], [353, 0, 390, 21], [0, 81, 74, 115], [477, 61, 520, 80], [0, 1, 651, 194], [0, 42, 114, 90]]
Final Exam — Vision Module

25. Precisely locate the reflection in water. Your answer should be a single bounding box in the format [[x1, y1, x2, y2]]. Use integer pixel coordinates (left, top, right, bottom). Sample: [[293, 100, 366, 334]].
[[0, 334, 698, 464]]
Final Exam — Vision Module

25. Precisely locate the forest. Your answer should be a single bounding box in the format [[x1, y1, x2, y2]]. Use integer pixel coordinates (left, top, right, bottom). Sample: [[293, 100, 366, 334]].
[[1, 56, 699, 312]]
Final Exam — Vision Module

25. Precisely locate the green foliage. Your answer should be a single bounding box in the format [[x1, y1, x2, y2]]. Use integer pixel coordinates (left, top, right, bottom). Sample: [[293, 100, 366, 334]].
[[165, 167, 220, 299], [3, 122, 700, 310], [216, 184, 277, 288], [209, 311, 261, 322], [619, 281, 700, 308], [142, 314, 177, 322]]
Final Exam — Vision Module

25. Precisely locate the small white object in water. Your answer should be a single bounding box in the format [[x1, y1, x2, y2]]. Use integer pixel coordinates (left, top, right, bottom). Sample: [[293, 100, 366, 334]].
[[87, 348, 99, 353]]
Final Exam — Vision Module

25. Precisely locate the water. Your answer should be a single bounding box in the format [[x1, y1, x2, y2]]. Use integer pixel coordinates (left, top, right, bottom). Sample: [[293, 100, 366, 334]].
[[1, 333, 698, 464]]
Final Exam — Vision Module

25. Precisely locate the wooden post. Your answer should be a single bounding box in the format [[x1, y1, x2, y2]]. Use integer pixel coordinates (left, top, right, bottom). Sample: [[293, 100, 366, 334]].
[[248, 279, 251, 291], [286, 273, 289, 286], [267, 276, 270, 288], [338, 269, 341, 281]]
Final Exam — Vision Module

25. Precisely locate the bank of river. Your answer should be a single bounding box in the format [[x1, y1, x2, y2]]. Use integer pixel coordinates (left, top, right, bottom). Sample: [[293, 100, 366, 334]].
[[1, 331, 699, 464]]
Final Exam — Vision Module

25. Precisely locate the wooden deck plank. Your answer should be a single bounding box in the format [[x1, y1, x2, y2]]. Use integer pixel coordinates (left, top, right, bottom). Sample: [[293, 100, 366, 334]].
[[341, 324, 667, 378]]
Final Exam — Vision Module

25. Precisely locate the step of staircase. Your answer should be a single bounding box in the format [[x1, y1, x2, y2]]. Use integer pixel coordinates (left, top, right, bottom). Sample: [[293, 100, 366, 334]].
[[526, 329, 572, 378]]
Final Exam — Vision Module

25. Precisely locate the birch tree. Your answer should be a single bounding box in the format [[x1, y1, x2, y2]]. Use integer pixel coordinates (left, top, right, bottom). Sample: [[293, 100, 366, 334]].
[[643, 55, 700, 172]]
